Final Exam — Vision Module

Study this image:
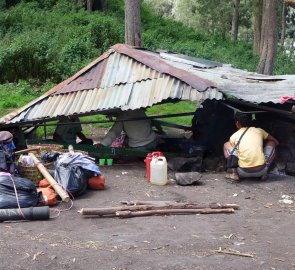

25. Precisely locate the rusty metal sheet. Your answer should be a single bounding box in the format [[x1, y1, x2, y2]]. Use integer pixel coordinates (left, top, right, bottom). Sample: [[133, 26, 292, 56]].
[[111, 44, 214, 91]]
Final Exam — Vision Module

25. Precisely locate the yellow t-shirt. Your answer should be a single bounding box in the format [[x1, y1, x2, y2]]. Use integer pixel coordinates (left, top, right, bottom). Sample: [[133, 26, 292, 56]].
[[230, 127, 269, 168]]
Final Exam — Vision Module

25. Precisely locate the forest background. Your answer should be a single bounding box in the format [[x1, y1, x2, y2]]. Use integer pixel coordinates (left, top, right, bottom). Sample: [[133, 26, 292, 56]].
[[0, 0, 294, 136]]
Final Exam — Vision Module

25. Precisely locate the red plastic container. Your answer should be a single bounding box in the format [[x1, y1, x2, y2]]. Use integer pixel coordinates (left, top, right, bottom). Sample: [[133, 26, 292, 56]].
[[144, 152, 164, 181]]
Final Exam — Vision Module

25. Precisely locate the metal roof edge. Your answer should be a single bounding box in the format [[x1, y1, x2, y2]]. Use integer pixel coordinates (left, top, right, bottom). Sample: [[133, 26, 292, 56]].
[[0, 48, 115, 123]]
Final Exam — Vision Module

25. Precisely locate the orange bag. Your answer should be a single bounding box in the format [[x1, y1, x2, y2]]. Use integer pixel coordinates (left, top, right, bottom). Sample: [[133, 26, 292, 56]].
[[88, 175, 105, 190], [37, 186, 57, 206], [39, 178, 51, 188]]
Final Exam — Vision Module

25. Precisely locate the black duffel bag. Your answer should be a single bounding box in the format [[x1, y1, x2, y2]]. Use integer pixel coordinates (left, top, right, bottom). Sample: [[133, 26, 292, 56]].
[[0, 174, 39, 209]]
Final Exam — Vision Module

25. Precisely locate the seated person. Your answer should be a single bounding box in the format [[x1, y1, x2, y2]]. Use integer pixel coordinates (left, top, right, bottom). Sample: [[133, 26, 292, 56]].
[[53, 116, 93, 145], [223, 112, 279, 181], [95, 109, 157, 150]]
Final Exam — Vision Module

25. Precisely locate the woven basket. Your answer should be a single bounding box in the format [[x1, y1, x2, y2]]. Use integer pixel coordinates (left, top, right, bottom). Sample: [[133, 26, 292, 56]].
[[27, 144, 64, 154], [18, 162, 54, 185], [60, 149, 89, 156]]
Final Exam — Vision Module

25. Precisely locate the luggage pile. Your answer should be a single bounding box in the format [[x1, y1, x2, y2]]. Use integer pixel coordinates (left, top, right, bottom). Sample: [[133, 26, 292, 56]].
[[0, 131, 105, 221]]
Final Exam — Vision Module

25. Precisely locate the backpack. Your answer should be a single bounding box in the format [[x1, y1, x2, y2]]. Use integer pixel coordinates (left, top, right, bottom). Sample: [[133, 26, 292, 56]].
[[0, 131, 19, 175]]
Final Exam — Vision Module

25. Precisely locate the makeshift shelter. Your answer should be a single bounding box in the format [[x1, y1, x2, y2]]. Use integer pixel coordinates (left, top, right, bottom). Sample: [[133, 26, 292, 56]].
[[1, 43, 295, 126], [0, 44, 295, 172]]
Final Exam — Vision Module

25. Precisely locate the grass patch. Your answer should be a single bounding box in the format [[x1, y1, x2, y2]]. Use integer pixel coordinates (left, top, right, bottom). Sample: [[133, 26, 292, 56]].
[[147, 101, 197, 126]]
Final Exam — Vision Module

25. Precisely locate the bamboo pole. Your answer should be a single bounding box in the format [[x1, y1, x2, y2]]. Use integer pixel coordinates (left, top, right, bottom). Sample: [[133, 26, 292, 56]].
[[28, 152, 70, 202]]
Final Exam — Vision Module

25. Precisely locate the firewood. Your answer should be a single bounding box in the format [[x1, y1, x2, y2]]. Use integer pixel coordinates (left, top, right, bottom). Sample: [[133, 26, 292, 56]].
[[79, 207, 235, 217], [79, 205, 150, 216], [115, 208, 235, 218], [121, 200, 239, 209], [79, 203, 239, 216]]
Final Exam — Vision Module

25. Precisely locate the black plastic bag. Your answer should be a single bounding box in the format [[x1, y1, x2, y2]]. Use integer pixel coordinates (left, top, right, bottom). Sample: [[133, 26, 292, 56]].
[[41, 151, 60, 163], [0, 174, 39, 209], [227, 154, 239, 168], [54, 164, 87, 197], [0, 151, 7, 171]]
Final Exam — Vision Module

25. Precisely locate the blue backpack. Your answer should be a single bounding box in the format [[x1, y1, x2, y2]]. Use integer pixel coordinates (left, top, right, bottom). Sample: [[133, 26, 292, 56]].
[[0, 131, 16, 173]]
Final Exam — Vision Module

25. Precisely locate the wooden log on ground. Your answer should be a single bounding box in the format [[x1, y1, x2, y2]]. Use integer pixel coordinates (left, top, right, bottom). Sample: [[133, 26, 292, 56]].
[[79, 203, 239, 216], [80, 207, 235, 217], [115, 208, 235, 218], [29, 152, 70, 202], [121, 200, 240, 210], [79, 205, 151, 216]]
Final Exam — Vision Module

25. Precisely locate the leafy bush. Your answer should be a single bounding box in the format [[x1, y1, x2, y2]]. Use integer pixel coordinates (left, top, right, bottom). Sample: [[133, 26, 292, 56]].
[[0, 0, 123, 83]]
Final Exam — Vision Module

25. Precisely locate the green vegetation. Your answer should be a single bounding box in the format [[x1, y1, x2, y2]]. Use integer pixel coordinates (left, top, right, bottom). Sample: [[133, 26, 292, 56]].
[[147, 101, 197, 126], [0, 0, 294, 136]]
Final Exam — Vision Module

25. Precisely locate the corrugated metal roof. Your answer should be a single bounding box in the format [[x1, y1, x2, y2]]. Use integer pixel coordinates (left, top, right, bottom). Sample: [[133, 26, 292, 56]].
[[1, 43, 295, 126], [8, 75, 222, 124]]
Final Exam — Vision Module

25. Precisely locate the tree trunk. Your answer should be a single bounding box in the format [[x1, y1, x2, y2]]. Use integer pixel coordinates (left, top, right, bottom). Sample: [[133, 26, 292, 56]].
[[87, 0, 93, 12], [231, 0, 240, 41], [280, 1, 286, 48], [257, 0, 278, 75], [124, 0, 142, 47], [253, 0, 263, 54]]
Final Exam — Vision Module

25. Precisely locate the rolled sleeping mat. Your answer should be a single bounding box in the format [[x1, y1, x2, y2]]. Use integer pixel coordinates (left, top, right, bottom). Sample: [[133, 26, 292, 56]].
[[0, 206, 50, 222]]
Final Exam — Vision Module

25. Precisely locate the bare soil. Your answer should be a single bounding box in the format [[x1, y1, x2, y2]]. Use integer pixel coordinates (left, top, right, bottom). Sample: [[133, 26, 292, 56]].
[[1, 160, 295, 270]]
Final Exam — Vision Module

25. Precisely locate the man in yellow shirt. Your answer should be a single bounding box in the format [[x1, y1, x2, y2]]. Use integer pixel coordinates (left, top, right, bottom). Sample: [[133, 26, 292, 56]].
[[223, 113, 279, 181]]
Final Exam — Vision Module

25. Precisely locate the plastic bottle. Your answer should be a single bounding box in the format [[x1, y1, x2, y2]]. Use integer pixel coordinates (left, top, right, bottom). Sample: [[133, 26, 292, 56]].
[[150, 156, 168, 185]]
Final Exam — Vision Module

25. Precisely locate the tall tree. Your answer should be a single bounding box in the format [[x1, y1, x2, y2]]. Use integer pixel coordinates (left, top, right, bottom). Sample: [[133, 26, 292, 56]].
[[281, 0, 287, 47], [125, 0, 142, 47], [231, 0, 240, 40], [253, 0, 263, 54], [257, 0, 278, 75], [87, 0, 94, 12]]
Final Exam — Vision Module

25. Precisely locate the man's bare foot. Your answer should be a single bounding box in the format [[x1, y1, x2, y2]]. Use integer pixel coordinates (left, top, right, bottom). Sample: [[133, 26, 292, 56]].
[[225, 173, 240, 181]]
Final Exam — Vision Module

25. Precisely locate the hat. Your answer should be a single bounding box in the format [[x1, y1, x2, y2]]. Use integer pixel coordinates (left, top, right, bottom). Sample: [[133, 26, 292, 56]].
[[0, 131, 13, 143]]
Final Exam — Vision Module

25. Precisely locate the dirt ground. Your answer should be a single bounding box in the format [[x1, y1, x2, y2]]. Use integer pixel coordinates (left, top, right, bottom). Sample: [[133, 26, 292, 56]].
[[1, 159, 295, 270]]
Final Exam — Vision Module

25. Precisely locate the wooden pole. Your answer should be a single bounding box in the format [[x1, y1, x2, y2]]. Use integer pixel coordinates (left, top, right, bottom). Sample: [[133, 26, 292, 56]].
[[79, 205, 151, 216], [79, 204, 237, 217], [15, 147, 41, 155], [115, 208, 235, 218], [28, 152, 70, 202], [121, 201, 240, 210]]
